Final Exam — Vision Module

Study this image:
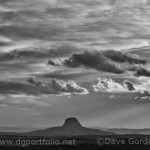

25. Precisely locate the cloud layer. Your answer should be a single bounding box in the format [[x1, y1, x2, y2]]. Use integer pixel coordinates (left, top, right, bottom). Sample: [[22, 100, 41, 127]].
[[0, 46, 77, 62], [0, 78, 88, 96], [0, 0, 150, 104], [1, 0, 150, 50]]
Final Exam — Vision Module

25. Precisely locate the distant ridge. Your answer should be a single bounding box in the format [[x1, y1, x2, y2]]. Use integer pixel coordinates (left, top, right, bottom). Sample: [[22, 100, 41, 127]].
[[24, 117, 115, 136], [1, 118, 150, 136], [107, 128, 150, 135]]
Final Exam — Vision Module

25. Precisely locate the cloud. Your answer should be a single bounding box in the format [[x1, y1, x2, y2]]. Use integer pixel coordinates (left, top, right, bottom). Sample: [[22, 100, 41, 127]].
[[0, 36, 12, 46], [92, 77, 136, 93], [0, 41, 12, 46], [46, 7, 75, 18], [0, 78, 89, 96], [63, 51, 125, 74], [0, 1, 76, 42], [140, 96, 150, 100], [0, 94, 49, 107], [0, 45, 77, 62], [49, 79, 89, 95], [123, 80, 136, 91], [0, 0, 150, 98], [47, 59, 59, 66], [0, 24, 67, 41], [62, 50, 146, 74], [103, 50, 147, 64], [1, 0, 150, 51], [134, 67, 150, 77], [36, 70, 95, 80], [0, 45, 80, 80]]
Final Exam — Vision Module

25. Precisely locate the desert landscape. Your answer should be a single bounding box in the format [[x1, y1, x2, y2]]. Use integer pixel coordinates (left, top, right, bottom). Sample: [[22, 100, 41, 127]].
[[0, 118, 150, 149]]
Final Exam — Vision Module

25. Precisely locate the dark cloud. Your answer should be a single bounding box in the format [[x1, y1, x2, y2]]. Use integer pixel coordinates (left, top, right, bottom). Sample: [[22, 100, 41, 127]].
[[0, 50, 20, 62], [123, 80, 136, 91], [63, 51, 126, 74], [134, 67, 150, 77], [103, 50, 147, 64], [0, 78, 88, 96], [0, 46, 77, 62], [47, 59, 59, 66], [125, 46, 150, 60], [62, 50, 147, 74], [0, 41, 12, 46]]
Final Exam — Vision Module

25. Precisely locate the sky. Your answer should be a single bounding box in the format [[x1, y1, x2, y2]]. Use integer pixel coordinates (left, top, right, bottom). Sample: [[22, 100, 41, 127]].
[[0, 0, 150, 131]]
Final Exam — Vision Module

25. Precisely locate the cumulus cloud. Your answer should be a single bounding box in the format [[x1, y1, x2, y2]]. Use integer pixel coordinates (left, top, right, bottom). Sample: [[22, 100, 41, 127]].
[[49, 79, 89, 95], [140, 96, 150, 100], [92, 77, 136, 93], [63, 51, 125, 74], [123, 80, 136, 91], [0, 78, 88, 96]]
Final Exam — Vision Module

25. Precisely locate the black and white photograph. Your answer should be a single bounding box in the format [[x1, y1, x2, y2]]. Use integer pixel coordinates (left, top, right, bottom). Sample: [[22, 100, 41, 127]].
[[0, 0, 150, 149]]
